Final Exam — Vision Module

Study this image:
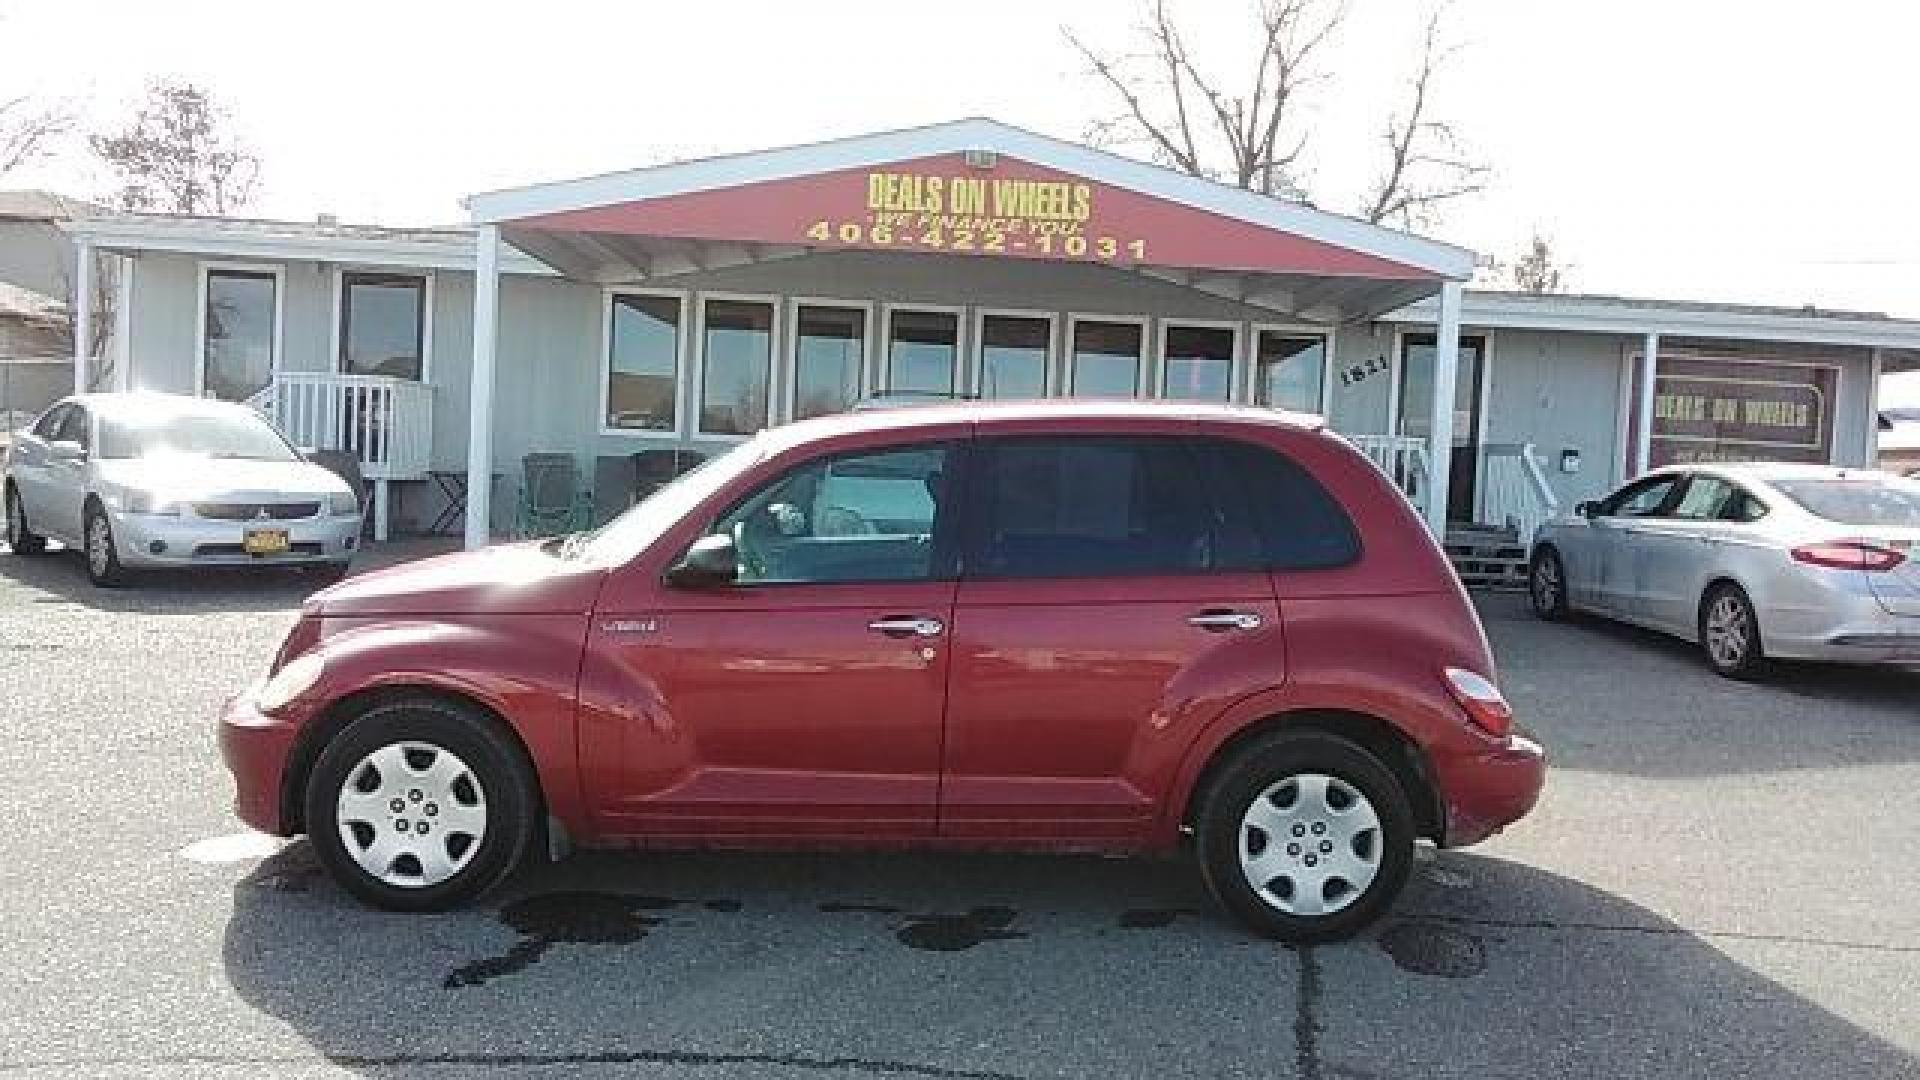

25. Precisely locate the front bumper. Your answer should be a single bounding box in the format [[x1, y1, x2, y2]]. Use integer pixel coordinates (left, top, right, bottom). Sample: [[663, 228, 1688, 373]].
[[111, 508, 360, 568], [1436, 733, 1547, 848], [218, 679, 302, 835]]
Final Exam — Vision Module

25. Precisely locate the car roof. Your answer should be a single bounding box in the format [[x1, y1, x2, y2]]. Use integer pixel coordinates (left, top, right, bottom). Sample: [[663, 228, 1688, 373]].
[[1655, 461, 1897, 485], [763, 398, 1326, 449], [67, 392, 257, 420]]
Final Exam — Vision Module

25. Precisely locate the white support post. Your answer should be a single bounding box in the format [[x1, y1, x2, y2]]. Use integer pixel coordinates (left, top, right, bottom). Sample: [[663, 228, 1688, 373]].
[[373, 479, 391, 543], [1425, 281, 1462, 537], [1635, 331, 1659, 475], [465, 224, 501, 551], [72, 240, 94, 396]]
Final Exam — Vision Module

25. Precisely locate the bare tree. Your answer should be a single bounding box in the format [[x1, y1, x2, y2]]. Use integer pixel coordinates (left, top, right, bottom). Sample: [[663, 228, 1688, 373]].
[[1070, 1, 1485, 226], [0, 94, 71, 178], [90, 79, 259, 214], [1507, 231, 1570, 294], [1361, 6, 1488, 229]]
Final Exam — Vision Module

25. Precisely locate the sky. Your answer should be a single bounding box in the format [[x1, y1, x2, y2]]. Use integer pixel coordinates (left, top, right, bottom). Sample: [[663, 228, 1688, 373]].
[[2, 0, 1916, 321]]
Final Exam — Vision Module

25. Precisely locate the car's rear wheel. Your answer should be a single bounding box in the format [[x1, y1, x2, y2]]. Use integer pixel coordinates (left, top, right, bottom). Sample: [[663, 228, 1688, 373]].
[[305, 697, 536, 911], [83, 504, 126, 587], [1529, 547, 1569, 621], [4, 484, 46, 555], [1700, 583, 1765, 679], [1196, 730, 1415, 943]]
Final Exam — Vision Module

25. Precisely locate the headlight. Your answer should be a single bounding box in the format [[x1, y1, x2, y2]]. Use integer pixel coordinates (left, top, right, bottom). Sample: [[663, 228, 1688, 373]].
[[255, 650, 325, 713], [328, 490, 360, 517], [122, 489, 181, 516]]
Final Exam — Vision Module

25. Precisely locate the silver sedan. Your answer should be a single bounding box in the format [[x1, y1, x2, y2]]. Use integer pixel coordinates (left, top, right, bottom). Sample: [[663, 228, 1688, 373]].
[[1529, 462, 1920, 676], [4, 393, 363, 587]]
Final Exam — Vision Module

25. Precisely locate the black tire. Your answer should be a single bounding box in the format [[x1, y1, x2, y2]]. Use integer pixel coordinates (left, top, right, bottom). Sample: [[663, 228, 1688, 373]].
[[1529, 546, 1569, 621], [1196, 729, 1415, 944], [1699, 582, 1766, 679], [304, 697, 538, 912], [4, 483, 46, 555], [82, 502, 127, 587]]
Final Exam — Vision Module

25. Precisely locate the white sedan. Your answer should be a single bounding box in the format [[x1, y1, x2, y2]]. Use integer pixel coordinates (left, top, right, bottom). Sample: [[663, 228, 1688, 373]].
[[4, 393, 362, 586]]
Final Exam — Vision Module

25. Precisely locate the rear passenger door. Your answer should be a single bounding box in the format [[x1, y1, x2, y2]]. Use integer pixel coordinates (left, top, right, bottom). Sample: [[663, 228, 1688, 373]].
[[940, 428, 1283, 840]]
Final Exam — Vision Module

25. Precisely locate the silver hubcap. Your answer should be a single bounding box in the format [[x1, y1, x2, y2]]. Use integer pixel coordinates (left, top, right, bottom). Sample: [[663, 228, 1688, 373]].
[[86, 516, 111, 576], [336, 741, 487, 888], [1532, 558, 1560, 609], [1705, 595, 1750, 666], [1240, 773, 1382, 917]]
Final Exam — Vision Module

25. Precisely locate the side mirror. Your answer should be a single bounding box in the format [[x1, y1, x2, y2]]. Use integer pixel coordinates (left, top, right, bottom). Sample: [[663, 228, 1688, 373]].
[[665, 532, 738, 588], [1574, 500, 1599, 519], [47, 440, 85, 462]]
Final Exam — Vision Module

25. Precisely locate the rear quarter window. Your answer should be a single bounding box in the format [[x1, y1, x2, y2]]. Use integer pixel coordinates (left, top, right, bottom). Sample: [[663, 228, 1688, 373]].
[[1202, 436, 1360, 571], [1773, 477, 1920, 528]]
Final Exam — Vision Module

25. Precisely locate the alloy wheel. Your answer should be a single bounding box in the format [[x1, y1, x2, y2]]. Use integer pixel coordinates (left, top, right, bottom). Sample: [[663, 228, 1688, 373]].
[[5, 490, 21, 548], [86, 515, 113, 579], [335, 741, 488, 888], [1239, 772, 1382, 917], [1704, 594, 1751, 668], [1531, 556, 1561, 613]]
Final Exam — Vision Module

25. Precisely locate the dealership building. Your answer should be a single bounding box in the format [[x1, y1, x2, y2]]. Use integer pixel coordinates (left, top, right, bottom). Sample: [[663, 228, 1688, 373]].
[[54, 118, 1920, 558]]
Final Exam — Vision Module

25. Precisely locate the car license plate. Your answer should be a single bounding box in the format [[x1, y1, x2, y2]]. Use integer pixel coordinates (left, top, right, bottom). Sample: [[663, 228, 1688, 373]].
[[243, 528, 290, 556]]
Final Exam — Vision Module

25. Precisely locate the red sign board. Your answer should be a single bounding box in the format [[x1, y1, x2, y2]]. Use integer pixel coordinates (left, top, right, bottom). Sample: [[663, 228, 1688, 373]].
[[516, 153, 1431, 280]]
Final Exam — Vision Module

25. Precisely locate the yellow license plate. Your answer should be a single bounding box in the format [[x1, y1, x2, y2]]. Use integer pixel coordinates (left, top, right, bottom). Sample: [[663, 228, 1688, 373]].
[[243, 528, 290, 556]]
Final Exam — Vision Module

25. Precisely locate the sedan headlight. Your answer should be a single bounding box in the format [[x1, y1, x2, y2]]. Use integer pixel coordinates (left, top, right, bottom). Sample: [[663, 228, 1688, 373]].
[[122, 489, 181, 516], [328, 490, 360, 517]]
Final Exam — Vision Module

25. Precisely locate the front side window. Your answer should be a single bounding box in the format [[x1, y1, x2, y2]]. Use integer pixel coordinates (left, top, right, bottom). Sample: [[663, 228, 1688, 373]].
[[978, 314, 1049, 399], [1069, 320, 1142, 397], [793, 305, 866, 420], [713, 443, 953, 584], [607, 293, 681, 432], [700, 298, 773, 436], [1603, 477, 1680, 518], [339, 272, 425, 380], [32, 403, 69, 440], [1672, 476, 1738, 520], [54, 405, 89, 450], [887, 310, 958, 396], [965, 436, 1244, 578], [1162, 324, 1235, 401], [203, 268, 277, 402], [1255, 332, 1327, 413]]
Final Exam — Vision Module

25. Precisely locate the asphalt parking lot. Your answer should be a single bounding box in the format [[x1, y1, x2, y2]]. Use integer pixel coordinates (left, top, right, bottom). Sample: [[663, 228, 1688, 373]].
[[1, 542, 1916, 1079]]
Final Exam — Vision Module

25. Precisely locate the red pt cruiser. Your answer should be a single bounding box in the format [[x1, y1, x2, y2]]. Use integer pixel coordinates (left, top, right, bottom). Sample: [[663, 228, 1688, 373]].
[[221, 401, 1544, 942]]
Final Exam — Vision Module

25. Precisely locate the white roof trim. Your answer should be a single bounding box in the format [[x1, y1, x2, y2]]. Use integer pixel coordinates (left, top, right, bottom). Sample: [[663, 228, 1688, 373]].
[[1385, 292, 1920, 350], [466, 118, 1474, 280], [60, 218, 554, 276]]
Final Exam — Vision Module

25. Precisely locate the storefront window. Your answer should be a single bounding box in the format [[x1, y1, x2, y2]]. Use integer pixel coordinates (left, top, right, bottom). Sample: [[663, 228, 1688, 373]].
[[979, 314, 1050, 398], [1070, 319, 1142, 397], [888, 309, 958, 396], [700, 297, 773, 436], [793, 304, 866, 419], [606, 292, 681, 432], [1163, 324, 1235, 400], [339, 272, 426, 381], [202, 268, 278, 402], [1254, 331, 1327, 413]]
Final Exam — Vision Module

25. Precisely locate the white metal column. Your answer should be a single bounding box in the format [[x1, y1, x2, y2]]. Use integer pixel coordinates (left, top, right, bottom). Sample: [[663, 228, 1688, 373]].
[[464, 224, 501, 551], [1424, 281, 1462, 536], [71, 240, 94, 396], [1635, 331, 1660, 475]]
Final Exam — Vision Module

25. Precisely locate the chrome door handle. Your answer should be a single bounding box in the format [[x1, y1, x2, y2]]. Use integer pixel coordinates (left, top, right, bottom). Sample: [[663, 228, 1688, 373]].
[[1187, 610, 1263, 631], [868, 616, 945, 638]]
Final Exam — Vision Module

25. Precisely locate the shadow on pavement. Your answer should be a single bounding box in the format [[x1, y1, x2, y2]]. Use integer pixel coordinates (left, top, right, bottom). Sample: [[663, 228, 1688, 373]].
[[0, 544, 322, 613], [223, 843, 1915, 1079]]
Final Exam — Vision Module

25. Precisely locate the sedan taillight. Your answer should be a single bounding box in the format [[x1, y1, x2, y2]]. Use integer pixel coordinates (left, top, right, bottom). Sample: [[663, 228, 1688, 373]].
[[1789, 540, 1905, 573], [1443, 667, 1513, 740]]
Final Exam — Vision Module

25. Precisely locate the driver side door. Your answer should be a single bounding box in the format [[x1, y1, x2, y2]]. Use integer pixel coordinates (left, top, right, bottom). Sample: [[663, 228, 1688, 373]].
[[1590, 475, 1683, 616]]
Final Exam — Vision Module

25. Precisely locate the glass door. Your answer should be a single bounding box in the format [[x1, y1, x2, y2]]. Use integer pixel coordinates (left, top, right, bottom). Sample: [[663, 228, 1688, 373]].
[[1396, 334, 1485, 525]]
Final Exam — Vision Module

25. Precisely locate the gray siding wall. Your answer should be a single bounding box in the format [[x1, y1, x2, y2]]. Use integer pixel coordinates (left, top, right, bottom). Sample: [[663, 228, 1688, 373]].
[[1478, 328, 1629, 507]]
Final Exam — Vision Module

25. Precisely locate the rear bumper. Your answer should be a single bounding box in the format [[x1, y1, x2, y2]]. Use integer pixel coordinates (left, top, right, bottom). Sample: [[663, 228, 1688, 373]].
[[112, 508, 359, 567], [1436, 733, 1547, 848], [217, 680, 301, 835]]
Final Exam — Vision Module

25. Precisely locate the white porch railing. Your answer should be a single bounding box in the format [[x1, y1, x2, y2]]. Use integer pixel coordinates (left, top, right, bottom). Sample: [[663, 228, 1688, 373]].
[[1479, 442, 1560, 546], [1347, 434, 1430, 507], [251, 373, 433, 541]]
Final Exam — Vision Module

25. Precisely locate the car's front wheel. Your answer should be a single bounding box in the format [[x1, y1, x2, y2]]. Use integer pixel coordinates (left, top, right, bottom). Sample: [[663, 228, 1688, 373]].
[[1700, 583, 1765, 679], [1196, 730, 1415, 943], [305, 697, 537, 911], [1529, 547, 1569, 621], [83, 503, 126, 587], [4, 484, 46, 555]]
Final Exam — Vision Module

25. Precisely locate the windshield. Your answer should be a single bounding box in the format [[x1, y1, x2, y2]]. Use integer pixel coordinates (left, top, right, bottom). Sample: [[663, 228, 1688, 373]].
[[572, 438, 765, 562], [99, 405, 299, 462], [1773, 475, 1920, 528]]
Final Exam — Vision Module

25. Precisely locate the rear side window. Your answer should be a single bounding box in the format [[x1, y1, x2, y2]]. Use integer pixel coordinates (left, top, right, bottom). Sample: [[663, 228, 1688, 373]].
[[964, 436, 1249, 578], [1201, 437, 1360, 571], [1773, 476, 1920, 527]]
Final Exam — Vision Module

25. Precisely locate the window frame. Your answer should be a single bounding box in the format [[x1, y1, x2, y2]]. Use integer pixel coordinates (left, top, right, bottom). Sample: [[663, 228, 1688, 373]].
[[600, 287, 691, 439], [971, 307, 1058, 398], [785, 296, 875, 422], [330, 268, 434, 382], [194, 260, 285, 401], [1248, 323, 1334, 413], [691, 290, 781, 442], [1156, 318, 1242, 402], [1064, 312, 1149, 398], [880, 303, 967, 399]]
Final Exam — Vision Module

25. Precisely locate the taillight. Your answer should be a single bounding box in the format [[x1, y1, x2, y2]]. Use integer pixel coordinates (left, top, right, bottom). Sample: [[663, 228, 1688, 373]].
[[1443, 667, 1513, 739], [1790, 540, 1905, 572]]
